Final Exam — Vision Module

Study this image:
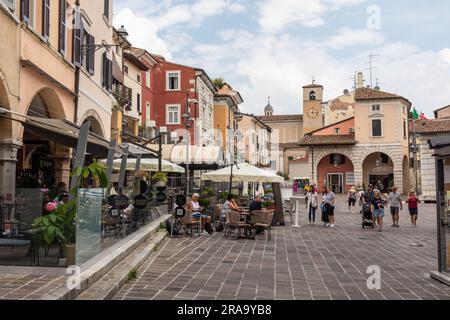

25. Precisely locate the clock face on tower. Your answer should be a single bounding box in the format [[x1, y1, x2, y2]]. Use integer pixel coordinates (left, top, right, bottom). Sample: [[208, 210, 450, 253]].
[[306, 107, 320, 119]]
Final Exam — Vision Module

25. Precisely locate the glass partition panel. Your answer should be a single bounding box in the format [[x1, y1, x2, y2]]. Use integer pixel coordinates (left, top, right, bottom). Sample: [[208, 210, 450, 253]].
[[0, 189, 46, 266], [443, 159, 450, 273], [75, 188, 105, 266]]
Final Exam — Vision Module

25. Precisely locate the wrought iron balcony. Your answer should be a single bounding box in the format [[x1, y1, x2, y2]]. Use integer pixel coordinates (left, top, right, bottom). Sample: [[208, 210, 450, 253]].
[[111, 83, 132, 109]]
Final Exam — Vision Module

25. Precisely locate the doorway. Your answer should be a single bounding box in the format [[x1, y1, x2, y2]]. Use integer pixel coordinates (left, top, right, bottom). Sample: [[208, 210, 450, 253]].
[[327, 173, 343, 194]]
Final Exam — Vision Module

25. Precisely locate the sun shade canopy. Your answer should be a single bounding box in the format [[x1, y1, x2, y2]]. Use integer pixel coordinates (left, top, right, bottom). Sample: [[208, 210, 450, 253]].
[[23, 116, 112, 158], [201, 162, 285, 183], [100, 158, 185, 173]]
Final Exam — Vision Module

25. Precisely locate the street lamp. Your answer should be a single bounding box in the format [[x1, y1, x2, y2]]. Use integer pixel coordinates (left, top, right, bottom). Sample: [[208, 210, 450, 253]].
[[181, 91, 193, 196]]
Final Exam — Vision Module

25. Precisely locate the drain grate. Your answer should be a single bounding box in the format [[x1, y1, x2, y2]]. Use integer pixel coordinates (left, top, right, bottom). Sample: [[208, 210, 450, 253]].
[[409, 243, 424, 247]]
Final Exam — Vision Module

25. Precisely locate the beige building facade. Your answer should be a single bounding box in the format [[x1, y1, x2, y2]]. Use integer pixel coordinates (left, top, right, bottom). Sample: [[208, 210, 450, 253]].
[[237, 114, 272, 168], [258, 101, 307, 178], [76, 0, 114, 140], [213, 83, 243, 165], [300, 86, 412, 194], [434, 105, 450, 119]]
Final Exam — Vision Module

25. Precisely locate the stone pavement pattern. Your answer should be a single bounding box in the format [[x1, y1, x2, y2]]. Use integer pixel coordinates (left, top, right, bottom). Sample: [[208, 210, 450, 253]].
[[113, 201, 450, 300]]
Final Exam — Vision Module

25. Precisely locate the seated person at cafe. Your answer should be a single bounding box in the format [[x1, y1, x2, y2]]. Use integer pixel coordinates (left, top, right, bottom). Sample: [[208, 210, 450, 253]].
[[249, 195, 263, 212], [249, 195, 264, 234], [221, 194, 239, 220], [186, 193, 212, 224]]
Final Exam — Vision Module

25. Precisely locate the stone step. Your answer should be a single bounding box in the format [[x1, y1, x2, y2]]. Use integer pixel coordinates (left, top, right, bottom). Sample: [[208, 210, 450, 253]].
[[41, 214, 170, 300], [76, 230, 168, 300]]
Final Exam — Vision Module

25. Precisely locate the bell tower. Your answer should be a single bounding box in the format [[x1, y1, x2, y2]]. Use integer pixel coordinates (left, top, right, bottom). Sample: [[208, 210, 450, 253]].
[[303, 82, 324, 134]]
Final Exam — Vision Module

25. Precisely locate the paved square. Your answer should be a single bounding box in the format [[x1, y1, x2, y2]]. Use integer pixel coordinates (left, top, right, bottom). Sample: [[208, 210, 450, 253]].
[[114, 200, 450, 300]]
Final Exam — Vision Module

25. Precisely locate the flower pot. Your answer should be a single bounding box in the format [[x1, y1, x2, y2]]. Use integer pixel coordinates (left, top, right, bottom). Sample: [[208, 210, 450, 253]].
[[155, 181, 167, 188], [63, 244, 76, 267]]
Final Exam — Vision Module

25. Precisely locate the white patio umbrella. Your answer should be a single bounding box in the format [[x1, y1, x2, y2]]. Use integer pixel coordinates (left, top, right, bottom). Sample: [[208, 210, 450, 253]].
[[100, 158, 185, 173], [201, 163, 285, 184]]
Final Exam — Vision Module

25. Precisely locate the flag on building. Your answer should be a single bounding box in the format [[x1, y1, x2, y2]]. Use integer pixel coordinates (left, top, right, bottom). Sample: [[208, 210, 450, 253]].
[[412, 108, 419, 120], [419, 113, 428, 120]]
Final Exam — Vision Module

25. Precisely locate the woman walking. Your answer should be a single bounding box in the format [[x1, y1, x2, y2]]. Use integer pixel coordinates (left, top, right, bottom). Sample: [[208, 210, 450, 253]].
[[322, 186, 336, 228], [307, 187, 319, 225], [371, 190, 385, 232], [406, 191, 420, 227]]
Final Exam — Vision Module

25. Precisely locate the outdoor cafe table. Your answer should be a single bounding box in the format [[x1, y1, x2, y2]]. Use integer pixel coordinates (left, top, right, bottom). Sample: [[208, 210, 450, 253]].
[[237, 209, 258, 239]]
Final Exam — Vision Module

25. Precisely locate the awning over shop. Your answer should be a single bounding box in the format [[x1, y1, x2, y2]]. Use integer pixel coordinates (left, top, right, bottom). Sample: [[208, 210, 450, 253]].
[[170, 145, 224, 168], [23, 116, 111, 158], [112, 52, 124, 83], [126, 142, 156, 156], [100, 158, 185, 173], [428, 135, 450, 158]]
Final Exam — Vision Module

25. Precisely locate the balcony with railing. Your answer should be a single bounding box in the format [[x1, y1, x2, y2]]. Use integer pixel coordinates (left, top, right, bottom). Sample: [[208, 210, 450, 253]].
[[111, 82, 132, 110]]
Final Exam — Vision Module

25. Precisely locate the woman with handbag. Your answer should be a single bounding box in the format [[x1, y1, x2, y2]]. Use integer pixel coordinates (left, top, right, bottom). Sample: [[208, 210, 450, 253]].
[[308, 187, 319, 225]]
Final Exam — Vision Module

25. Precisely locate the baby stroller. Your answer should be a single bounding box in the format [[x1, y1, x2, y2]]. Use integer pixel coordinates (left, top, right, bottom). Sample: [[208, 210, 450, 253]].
[[361, 203, 374, 229]]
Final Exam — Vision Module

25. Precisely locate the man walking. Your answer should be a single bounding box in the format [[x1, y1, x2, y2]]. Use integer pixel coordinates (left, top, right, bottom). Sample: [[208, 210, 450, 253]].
[[387, 186, 402, 228]]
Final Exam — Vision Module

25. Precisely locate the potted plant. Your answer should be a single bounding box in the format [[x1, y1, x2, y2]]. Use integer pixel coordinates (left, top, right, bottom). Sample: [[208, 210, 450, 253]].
[[33, 161, 108, 266], [152, 172, 168, 188]]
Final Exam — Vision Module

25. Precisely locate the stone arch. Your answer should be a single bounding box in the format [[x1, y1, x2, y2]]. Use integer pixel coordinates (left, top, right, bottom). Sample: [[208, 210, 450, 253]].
[[316, 152, 355, 193], [359, 146, 405, 192], [25, 87, 66, 120], [79, 109, 106, 138], [16, 88, 70, 188], [0, 74, 13, 139]]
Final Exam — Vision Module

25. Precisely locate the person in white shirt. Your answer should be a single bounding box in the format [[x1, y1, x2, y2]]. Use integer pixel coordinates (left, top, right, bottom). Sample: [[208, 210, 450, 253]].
[[307, 187, 319, 225]]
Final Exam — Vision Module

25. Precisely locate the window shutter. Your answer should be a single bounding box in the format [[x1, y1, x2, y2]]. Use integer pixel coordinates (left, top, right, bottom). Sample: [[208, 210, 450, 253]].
[[88, 34, 95, 75], [102, 52, 107, 87], [58, 0, 66, 54], [4, 0, 15, 12], [42, 0, 50, 39], [137, 94, 141, 113], [20, 0, 30, 22], [73, 20, 83, 67], [108, 58, 113, 91]]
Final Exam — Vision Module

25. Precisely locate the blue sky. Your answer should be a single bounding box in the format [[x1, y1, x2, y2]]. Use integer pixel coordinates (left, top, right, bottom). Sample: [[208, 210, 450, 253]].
[[114, 0, 450, 117]]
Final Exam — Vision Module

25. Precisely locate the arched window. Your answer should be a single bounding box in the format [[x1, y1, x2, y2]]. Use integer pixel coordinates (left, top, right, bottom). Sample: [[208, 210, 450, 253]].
[[309, 91, 316, 100]]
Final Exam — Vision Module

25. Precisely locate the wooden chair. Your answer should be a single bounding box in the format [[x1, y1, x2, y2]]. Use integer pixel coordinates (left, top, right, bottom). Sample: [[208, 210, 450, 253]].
[[225, 210, 250, 239], [180, 210, 201, 236], [252, 210, 275, 241], [212, 204, 223, 225]]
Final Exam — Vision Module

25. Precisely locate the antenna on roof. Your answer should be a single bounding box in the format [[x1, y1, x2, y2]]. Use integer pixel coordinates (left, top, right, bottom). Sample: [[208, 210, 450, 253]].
[[365, 54, 380, 88], [350, 72, 357, 90], [312, 76, 315, 84]]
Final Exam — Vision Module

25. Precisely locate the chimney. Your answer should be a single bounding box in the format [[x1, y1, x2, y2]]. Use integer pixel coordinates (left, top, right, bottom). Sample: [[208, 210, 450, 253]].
[[357, 72, 364, 88]]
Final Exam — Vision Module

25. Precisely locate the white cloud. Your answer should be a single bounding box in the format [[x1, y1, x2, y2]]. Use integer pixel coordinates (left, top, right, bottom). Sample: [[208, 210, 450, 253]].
[[439, 48, 450, 65], [153, 0, 246, 29], [114, 8, 172, 59], [257, 0, 368, 34], [114, 1, 450, 118], [327, 28, 385, 49]]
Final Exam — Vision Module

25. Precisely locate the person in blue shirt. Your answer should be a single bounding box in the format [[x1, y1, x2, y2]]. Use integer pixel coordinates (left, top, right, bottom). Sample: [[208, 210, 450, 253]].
[[371, 190, 386, 232]]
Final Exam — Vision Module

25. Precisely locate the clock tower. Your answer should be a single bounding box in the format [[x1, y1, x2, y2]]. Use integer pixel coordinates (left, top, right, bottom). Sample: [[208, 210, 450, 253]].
[[303, 83, 324, 134]]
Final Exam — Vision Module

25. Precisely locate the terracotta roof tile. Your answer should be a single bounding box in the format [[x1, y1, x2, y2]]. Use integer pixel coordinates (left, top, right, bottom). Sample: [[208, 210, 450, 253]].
[[298, 133, 356, 146], [258, 115, 304, 122], [354, 87, 411, 106], [410, 119, 450, 134]]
